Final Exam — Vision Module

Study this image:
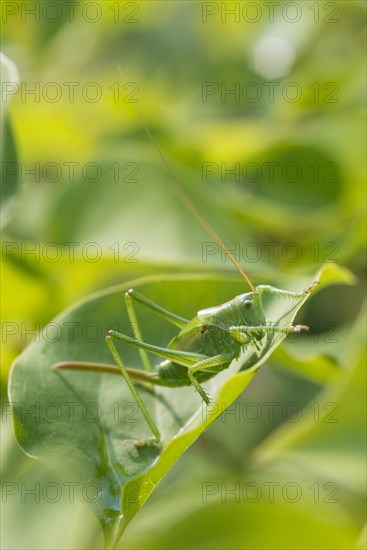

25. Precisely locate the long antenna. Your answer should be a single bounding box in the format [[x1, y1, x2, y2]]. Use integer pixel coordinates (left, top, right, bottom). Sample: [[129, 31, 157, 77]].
[[118, 68, 256, 293]]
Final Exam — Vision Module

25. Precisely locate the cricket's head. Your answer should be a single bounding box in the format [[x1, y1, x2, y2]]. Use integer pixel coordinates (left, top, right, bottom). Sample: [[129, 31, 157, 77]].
[[234, 291, 266, 340]]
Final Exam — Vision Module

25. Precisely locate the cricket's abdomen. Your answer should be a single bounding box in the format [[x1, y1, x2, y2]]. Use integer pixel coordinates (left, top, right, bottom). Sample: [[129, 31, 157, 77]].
[[157, 318, 241, 386]]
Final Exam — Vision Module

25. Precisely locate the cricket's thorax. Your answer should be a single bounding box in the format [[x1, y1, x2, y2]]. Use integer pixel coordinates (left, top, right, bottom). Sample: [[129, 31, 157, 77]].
[[198, 291, 266, 329], [156, 292, 266, 386]]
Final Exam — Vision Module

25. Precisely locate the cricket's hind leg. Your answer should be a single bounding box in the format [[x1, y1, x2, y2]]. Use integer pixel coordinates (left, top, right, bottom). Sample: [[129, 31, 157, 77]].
[[123, 288, 188, 373], [104, 328, 208, 445], [105, 333, 161, 445]]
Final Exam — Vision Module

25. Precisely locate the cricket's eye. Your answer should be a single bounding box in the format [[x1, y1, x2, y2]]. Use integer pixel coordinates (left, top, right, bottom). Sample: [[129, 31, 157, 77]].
[[244, 300, 252, 309]]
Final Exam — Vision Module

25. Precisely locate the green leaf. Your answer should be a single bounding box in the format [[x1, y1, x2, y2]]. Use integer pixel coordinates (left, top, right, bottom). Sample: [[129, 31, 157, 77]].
[[253, 302, 366, 495], [0, 52, 20, 228], [8, 268, 346, 548], [120, 477, 359, 550]]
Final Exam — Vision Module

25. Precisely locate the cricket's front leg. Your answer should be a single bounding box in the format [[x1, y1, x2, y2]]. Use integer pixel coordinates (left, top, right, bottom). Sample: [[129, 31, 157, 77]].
[[256, 282, 319, 300], [228, 324, 309, 343]]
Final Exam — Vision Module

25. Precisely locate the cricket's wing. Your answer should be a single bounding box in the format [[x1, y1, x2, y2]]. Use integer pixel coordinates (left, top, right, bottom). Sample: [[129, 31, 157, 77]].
[[167, 316, 208, 355], [167, 316, 235, 357]]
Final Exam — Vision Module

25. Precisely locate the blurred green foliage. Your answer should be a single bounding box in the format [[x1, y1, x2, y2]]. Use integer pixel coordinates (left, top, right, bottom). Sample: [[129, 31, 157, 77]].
[[1, 1, 366, 549]]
